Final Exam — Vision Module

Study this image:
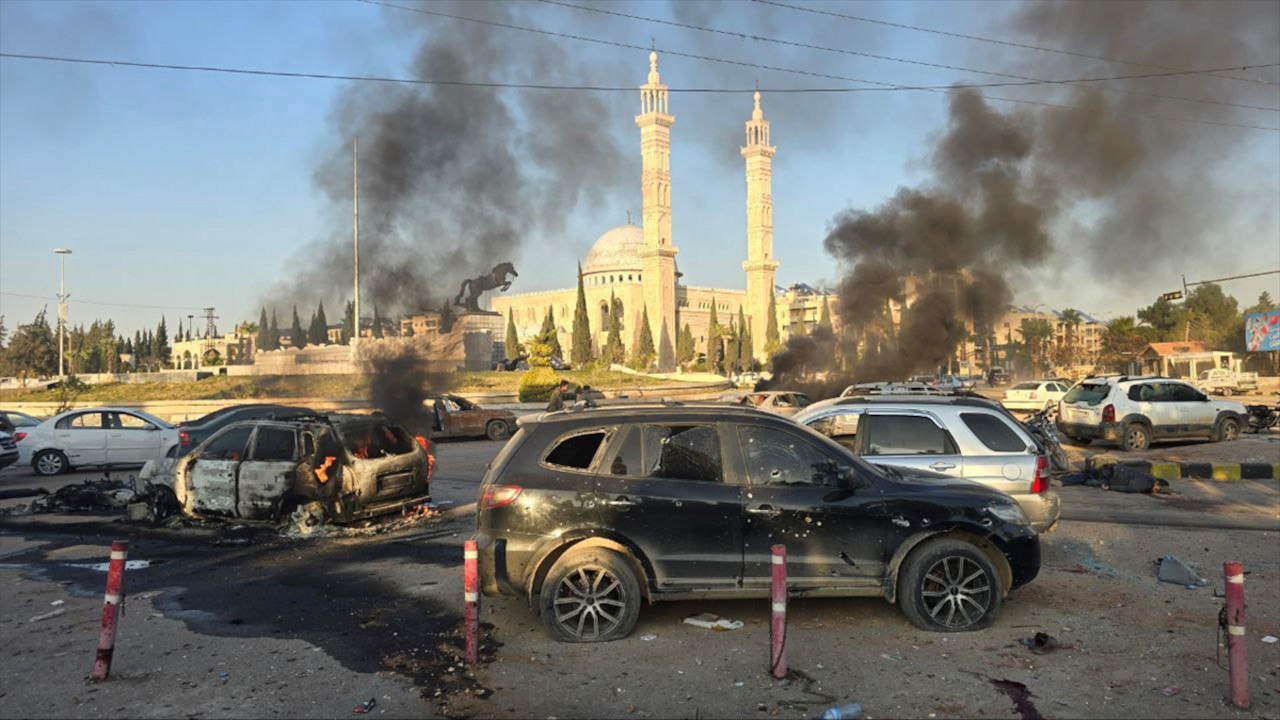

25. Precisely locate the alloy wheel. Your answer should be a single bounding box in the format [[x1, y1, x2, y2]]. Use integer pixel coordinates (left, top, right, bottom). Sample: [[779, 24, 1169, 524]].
[[920, 555, 993, 629], [1222, 420, 1240, 442], [552, 566, 627, 640]]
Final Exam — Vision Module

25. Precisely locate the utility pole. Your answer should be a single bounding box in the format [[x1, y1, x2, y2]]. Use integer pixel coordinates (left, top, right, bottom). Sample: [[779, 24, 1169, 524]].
[[352, 136, 361, 359], [202, 307, 218, 351], [54, 248, 72, 377]]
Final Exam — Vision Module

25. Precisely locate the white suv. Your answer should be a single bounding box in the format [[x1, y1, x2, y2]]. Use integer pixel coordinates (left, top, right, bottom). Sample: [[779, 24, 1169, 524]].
[[1056, 375, 1247, 452]]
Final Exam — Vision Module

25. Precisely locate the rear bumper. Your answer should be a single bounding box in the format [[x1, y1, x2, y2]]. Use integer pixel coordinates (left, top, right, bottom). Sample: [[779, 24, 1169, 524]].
[[1015, 490, 1060, 533], [1057, 420, 1121, 443], [0, 451, 17, 470], [342, 491, 431, 521], [475, 529, 545, 598]]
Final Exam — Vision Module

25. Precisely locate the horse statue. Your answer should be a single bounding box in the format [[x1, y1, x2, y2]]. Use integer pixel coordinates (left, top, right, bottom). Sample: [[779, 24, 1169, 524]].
[[454, 262, 518, 313]]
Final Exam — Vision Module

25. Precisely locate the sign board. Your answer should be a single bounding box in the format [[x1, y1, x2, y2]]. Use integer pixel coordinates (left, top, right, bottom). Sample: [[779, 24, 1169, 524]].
[[1245, 311, 1280, 352]]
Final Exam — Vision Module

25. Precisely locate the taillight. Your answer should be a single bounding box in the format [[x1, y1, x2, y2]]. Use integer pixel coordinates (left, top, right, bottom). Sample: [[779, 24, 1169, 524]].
[[179, 430, 191, 446], [1102, 404, 1116, 423], [1030, 392, 1039, 399], [1031, 455, 1048, 494], [13, 432, 26, 442], [480, 484, 522, 509]]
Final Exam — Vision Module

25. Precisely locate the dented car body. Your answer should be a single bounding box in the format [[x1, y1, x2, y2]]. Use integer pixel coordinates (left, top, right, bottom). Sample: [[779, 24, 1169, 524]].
[[168, 416, 431, 523]]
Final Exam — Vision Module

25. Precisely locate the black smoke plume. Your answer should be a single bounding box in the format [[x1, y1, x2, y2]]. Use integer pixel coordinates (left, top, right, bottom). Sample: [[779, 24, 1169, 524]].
[[365, 344, 454, 436]]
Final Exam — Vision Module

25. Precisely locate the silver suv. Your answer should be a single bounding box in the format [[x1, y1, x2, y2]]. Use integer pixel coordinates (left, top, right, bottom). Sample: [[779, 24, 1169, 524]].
[[1056, 375, 1247, 452], [794, 396, 1060, 532]]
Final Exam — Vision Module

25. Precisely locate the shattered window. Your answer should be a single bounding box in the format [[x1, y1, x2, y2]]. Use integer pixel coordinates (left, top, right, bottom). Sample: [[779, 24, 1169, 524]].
[[960, 413, 1026, 452], [738, 426, 838, 486], [342, 423, 415, 459], [605, 426, 643, 476], [806, 413, 860, 452], [544, 431, 607, 470], [863, 415, 955, 456], [200, 426, 253, 461], [643, 425, 722, 483], [251, 428, 296, 462]]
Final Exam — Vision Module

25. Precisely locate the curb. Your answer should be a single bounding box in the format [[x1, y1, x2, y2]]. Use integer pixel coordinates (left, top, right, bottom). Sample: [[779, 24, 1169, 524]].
[[1085, 457, 1280, 481]]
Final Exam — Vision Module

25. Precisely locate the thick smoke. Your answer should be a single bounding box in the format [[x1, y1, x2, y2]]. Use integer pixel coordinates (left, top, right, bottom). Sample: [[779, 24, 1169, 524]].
[[266, 1, 630, 316], [365, 344, 454, 436], [808, 0, 1278, 387]]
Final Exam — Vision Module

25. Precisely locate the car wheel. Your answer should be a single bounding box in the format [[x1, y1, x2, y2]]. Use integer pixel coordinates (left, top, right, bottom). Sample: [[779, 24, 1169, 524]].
[[486, 420, 511, 441], [32, 450, 69, 476], [898, 539, 1001, 632], [1216, 417, 1241, 443], [1220, 388, 1233, 397], [539, 548, 641, 643], [1122, 422, 1151, 452]]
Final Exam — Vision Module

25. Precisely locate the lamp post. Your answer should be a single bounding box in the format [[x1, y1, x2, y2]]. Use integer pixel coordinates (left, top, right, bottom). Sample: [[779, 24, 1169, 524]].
[[54, 248, 72, 377]]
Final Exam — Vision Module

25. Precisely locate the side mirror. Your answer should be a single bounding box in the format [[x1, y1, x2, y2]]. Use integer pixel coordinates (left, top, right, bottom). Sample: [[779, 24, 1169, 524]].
[[836, 466, 866, 490]]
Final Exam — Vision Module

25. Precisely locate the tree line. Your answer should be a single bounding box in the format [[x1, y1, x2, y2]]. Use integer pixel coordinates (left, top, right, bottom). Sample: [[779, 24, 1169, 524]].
[[0, 310, 177, 378]]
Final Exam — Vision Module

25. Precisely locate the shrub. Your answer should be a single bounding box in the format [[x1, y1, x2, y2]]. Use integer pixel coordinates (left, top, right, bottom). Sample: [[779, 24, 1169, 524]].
[[518, 366, 559, 402]]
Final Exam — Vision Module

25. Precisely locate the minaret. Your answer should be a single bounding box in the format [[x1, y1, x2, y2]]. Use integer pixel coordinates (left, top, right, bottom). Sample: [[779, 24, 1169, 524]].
[[636, 49, 678, 370], [742, 89, 778, 360]]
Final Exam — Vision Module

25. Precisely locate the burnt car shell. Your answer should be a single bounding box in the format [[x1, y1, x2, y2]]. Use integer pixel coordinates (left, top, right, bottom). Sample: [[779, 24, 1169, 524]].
[[428, 394, 517, 440], [174, 416, 430, 524]]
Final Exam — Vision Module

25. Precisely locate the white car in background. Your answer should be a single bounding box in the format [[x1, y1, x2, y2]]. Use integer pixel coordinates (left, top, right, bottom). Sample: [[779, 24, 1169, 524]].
[[1003, 380, 1072, 413], [16, 407, 179, 476]]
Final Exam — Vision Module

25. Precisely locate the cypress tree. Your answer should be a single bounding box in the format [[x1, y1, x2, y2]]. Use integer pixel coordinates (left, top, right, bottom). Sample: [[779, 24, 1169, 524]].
[[737, 306, 750, 364], [677, 323, 695, 365], [765, 293, 781, 356], [154, 316, 170, 366], [290, 306, 306, 348], [605, 292, 625, 365], [630, 304, 655, 371], [818, 295, 833, 331], [505, 309, 521, 360], [309, 301, 329, 345], [257, 307, 270, 352], [268, 309, 281, 350], [372, 306, 384, 339], [571, 263, 592, 365], [540, 307, 562, 359]]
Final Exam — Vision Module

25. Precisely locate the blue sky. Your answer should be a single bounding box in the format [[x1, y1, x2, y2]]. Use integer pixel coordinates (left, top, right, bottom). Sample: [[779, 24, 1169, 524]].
[[2, 0, 1277, 338]]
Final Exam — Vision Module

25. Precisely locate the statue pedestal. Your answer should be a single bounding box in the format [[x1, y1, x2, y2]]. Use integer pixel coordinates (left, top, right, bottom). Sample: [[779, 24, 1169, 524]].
[[452, 312, 505, 371]]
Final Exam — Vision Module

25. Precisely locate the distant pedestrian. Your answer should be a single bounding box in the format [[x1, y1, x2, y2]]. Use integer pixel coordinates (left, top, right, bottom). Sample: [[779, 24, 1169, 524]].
[[546, 379, 571, 412]]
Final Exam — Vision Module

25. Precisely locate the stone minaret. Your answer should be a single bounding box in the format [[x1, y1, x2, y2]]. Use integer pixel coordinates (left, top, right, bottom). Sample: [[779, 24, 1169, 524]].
[[742, 90, 778, 360], [636, 50, 678, 370]]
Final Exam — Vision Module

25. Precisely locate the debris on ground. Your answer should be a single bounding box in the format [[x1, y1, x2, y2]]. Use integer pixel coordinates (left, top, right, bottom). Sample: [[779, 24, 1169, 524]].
[[29, 608, 66, 623], [1160, 686, 1181, 697], [1156, 555, 1207, 587], [988, 678, 1043, 720], [1059, 464, 1169, 494], [820, 702, 863, 719], [1021, 632, 1059, 655], [31, 477, 137, 513], [639, 634, 657, 641], [1262, 635, 1278, 644], [682, 612, 744, 630]]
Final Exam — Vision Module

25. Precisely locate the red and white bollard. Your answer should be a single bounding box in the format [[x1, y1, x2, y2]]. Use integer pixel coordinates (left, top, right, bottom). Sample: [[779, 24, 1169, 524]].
[[90, 540, 129, 683], [464, 540, 479, 665], [770, 544, 787, 679], [1224, 561, 1250, 709]]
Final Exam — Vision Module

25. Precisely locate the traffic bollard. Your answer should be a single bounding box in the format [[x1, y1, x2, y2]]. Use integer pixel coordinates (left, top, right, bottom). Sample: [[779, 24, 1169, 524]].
[[464, 540, 479, 665], [1224, 561, 1249, 709], [770, 544, 787, 679], [90, 540, 129, 683]]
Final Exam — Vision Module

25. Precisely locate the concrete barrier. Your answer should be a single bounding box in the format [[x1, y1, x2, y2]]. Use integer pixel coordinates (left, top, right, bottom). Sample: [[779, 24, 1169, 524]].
[[1085, 456, 1280, 481]]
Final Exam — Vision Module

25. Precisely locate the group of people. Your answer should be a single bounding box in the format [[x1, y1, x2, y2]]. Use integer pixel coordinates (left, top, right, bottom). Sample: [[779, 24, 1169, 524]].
[[546, 379, 598, 412]]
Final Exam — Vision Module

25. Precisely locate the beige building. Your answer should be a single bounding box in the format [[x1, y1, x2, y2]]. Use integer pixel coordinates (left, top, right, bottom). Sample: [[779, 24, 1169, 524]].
[[172, 331, 255, 369], [492, 52, 813, 368]]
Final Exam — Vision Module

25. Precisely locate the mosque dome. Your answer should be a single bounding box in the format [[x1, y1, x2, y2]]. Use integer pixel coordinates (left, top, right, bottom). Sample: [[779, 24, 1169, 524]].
[[582, 224, 644, 276]]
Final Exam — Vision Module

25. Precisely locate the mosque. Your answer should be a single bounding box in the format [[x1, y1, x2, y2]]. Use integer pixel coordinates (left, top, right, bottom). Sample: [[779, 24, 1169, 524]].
[[490, 51, 835, 370]]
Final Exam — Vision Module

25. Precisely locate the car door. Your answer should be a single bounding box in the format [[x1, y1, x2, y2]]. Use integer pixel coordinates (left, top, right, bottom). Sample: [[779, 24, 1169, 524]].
[[1130, 382, 1178, 438], [1169, 382, 1218, 437], [53, 412, 108, 465], [182, 425, 254, 517], [734, 423, 887, 588], [445, 397, 486, 437], [858, 412, 964, 478], [236, 427, 298, 520], [593, 423, 744, 590], [105, 412, 165, 464]]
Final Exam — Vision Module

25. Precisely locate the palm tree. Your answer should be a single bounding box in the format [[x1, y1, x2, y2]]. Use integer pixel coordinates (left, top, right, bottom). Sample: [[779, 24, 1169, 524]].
[[1017, 318, 1055, 376], [1059, 308, 1083, 368]]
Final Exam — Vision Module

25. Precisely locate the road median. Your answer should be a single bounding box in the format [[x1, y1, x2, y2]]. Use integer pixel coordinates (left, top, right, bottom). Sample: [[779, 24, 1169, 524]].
[[1085, 456, 1280, 481]]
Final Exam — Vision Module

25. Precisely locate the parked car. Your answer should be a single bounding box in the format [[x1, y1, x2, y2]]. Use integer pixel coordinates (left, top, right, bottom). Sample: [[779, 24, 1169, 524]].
[[1196, 368, 1259, 397], [17, 407, 180, 476], [737, 391, 814, 417], [1002, 380, 1072, 414], [909, 374, 939, 386], [938, 375, 976, 392], [0, 410, 43, 436], [1056, 375, 1248, 451], [794, 395, 1059, 533], [169, 404, 317, 457], [427, 394, 517, 441], [159, 414, 431, 523], [0, 431, 18, 471], [988, 367, 1011, 386], [475, 403, 1041, 642]]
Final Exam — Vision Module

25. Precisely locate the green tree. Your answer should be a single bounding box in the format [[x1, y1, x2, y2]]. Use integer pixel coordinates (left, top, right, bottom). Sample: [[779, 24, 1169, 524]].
[[153, 316, 171, 367], [707, 296, 724, 374], [268, 309, 281, 350], [677, 322, 695, 366], [526, 319, 558, 368], [256, 307, 271, 353], [6, 309, 57, 378], [764, 292, 781, 356], [540, 307, 562, 359], [290, 306, 306, 348], [571, 263, 593, 365], [1017, 318, 1055, 376], [372, 305, 385, 339], [1182, 283, 1239, 348], [725, 320, 740, 374], [1058, 308, 1083, 367], [341, 301, 355, 344], [1246, 291, 1275, 313], [630, 304, 656, 371], [1100, 315, 1154, 372], [1136, 296, 1185, 340], [505, 309, 521, 360], [309, 301, 329, 345], [605, 292, 625, 365]]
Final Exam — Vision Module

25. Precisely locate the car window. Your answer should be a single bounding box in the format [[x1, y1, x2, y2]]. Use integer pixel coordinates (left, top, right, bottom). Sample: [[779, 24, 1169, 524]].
[[251, 428, 297, 461], [794, 395, 813, 408], [1052, 383, 1067, 393], [544, 430, 608, 471], [200, 426, 253, 461], [112, 413, 152, 430], [343, 422, 415, 459], [442, 398, 462, 413], [1012, 382, 1039, 390], [863, 415, 955, 456], [643, 425, 722, 483], [806, 413, 860, 452], [1169, 383, 1206, 402], [1064, 383, 1111, 406], [960, 413, 1027, 452], [1130, 383, 1173, 402], [56, 412, 104, 430], [737, 425, 839, 486], [605, 426, 643, 476]]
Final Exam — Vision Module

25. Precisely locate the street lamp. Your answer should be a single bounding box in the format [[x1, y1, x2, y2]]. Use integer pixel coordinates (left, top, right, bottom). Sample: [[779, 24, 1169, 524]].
[[54, 248, 72, 377]]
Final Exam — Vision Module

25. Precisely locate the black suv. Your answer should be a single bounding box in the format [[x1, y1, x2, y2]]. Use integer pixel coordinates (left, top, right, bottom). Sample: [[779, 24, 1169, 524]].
[[474, 403, 1040, 642]]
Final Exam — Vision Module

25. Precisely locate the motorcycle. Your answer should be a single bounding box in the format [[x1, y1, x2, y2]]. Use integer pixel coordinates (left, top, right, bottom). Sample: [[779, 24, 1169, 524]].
[[1024, 408, 1071, 474], [1244, 403, 1279, 433]]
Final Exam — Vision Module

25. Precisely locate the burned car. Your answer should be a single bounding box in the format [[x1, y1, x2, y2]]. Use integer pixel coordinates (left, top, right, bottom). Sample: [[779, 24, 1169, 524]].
[[427, 394, 517, 441], [161, 415, 431, 524]]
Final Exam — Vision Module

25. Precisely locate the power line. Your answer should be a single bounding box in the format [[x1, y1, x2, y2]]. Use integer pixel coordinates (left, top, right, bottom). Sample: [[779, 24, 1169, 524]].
[[537, 0, 1280, 113], [358, 0, 1280, 132], [0, 291, 206, 312], [754, 0, 1279, 87]]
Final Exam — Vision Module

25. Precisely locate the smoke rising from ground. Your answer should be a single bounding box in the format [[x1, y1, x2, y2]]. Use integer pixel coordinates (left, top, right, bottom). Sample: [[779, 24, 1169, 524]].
[[365, 344, 454, 435]]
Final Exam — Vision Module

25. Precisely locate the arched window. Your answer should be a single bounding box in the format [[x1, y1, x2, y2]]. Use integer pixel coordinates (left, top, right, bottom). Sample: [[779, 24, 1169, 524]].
[[600, 301, 610, 329]]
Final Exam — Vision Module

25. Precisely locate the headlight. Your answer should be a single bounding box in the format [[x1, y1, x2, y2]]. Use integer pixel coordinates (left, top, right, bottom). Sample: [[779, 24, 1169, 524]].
[[986, 502, 1029, 525]]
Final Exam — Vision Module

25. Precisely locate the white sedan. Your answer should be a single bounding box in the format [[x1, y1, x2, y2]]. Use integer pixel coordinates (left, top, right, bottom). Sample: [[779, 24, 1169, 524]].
[[1003, 380, 1072, 413], [16, 407, 180, 476]]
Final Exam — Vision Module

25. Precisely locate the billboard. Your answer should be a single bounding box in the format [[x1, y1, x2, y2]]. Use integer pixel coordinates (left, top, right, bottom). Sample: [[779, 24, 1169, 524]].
[[1245, 311, 1280, 352]]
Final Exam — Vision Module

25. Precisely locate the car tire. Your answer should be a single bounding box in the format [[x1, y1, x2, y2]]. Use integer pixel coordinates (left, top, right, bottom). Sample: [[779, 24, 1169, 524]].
[[898, 539, 1001, 632], [32, 450, 69, 476], [539, 548, 641, 643], [1216, 417, 1241, 443], [1220, 388, 1233, 397], [486, 420, 511, 442], [1121, 422, 1151, 452]]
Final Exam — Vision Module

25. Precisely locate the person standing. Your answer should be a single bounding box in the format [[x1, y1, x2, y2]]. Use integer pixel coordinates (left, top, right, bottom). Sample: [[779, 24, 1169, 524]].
[[546, 379, 571, 412]]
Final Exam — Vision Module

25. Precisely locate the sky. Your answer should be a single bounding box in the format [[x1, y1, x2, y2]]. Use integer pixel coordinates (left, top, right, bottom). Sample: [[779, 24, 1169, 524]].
[[1, 0, 1277, 339]]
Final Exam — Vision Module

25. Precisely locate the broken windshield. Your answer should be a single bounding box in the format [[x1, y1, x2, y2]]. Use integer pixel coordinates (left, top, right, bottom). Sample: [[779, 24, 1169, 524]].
[[340, 422, 415, 460]]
